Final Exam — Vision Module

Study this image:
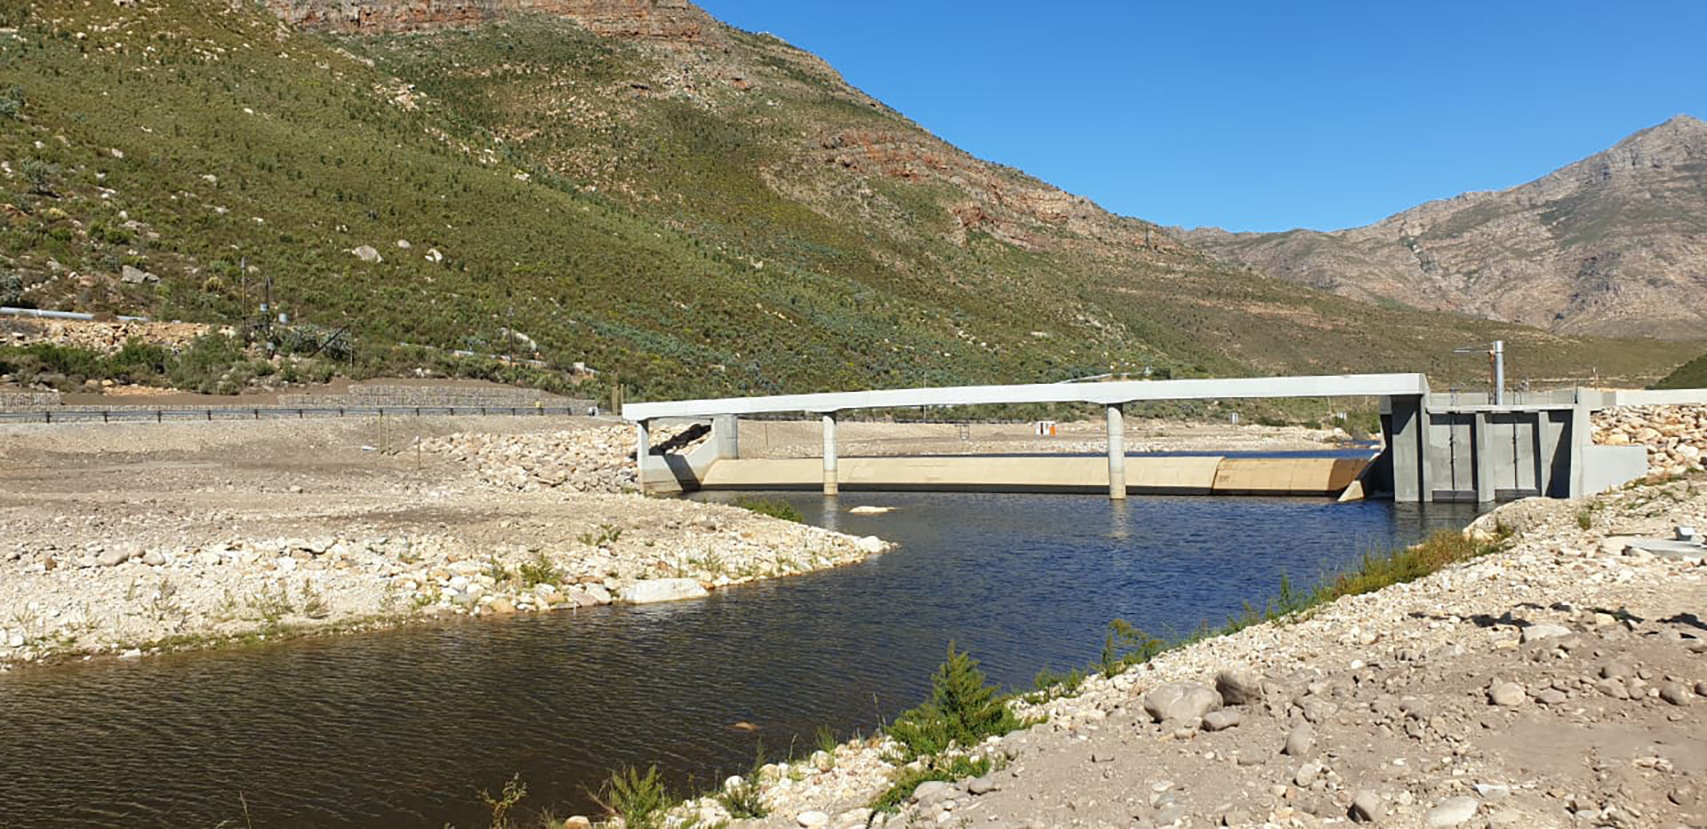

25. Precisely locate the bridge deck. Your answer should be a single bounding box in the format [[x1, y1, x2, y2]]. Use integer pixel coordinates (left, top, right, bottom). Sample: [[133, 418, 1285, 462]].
[[621, 373, 1429, 421]]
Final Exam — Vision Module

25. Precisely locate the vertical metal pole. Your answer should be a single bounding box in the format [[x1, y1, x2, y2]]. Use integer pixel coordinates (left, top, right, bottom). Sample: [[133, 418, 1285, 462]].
[[822, 411, 839, 496], [1492, 340, 1505, 406], [1107, 404, 1127, 500]]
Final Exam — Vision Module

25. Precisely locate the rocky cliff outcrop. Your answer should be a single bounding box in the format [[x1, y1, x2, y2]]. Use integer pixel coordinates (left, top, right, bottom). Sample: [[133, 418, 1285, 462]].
[[266, 0, 1176, 260], [265, 0, 713, 40], [1181, 115, 1707, 339]]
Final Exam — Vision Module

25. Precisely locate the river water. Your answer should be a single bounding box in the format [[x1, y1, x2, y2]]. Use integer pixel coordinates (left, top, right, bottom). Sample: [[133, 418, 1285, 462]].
[[0, 492, 1480, 828]]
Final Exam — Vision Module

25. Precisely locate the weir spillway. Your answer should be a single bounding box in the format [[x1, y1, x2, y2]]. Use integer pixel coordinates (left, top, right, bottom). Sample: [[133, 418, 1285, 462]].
[[621, 377, 1707, 503]]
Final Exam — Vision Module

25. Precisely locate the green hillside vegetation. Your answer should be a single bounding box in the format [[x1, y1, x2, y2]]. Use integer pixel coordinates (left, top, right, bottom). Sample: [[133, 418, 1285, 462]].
[[0, 1, 1690, 403], [1656, 351, 1707, 389]]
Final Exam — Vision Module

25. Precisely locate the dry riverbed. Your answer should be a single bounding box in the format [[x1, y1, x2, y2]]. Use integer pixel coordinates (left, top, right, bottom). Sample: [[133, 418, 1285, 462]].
[[0, 416, 885, 669]]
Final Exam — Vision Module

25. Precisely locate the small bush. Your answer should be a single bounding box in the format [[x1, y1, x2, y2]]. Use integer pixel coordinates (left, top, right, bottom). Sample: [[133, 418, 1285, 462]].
[[717, 747, 769, 819], [166, 332, 246, 393], [886, 642, 1026, 761], [1027, 665, 1086, 701], [1098, 619, 1165, 678], [517, 550, 561, 587], [477, 773, 527, 829], [733, 497, 803, 523], [0, 86, 23, 119], [593, 765, 672, 829], [0, 271, 21, 306], [20, 159, 58, 196]]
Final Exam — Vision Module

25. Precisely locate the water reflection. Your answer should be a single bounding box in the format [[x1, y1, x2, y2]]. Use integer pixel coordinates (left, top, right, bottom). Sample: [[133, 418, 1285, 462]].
[[819, 495, 841, 534], [1110, 498, 1132, 539]]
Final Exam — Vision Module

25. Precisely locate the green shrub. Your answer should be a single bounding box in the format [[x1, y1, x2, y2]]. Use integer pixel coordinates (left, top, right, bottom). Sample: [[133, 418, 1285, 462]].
[[516, 550, 561, 587], [166, 332, 245, 393], [732, 497, 803, 523], [593, 765, 672, 829], [1098, 619, 1165, 678], [886, 642, 1026, 761], [108, 338, 170, 379], [19, 159, 58, 196], [1027, 665, 1085, 701], [0, 271, 21, 306], [0, 86, 23, 120], [717, 747, 769, 819]]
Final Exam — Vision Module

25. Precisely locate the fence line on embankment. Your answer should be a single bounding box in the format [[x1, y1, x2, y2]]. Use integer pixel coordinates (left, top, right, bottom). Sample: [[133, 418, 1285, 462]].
[[0, 406, 593, 424]]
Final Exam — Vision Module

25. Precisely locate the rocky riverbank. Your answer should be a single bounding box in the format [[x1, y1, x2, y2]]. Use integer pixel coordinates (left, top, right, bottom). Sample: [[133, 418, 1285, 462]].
[[0, 416, 884, 670], [647, 474, 1707, 829]]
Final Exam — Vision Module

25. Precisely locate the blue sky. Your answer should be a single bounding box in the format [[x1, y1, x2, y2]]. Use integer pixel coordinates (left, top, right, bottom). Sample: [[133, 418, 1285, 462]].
[[696, 1, 1707, 232]]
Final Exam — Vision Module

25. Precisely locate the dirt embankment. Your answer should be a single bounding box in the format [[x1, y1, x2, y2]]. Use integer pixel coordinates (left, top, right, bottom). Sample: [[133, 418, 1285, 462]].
[[0, 416, 884, 669]]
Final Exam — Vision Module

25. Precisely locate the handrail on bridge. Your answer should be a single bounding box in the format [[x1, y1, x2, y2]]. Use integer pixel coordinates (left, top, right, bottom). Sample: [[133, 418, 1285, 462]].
[[621, 373, 1430, 421]]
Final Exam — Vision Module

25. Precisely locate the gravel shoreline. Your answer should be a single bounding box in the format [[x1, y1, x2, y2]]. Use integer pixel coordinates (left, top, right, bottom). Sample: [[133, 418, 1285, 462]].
[[0, 417, 887, 670]]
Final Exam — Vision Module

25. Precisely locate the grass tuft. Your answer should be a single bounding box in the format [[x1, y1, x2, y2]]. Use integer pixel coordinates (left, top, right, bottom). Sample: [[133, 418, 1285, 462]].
[[732, 498, 804, 523]]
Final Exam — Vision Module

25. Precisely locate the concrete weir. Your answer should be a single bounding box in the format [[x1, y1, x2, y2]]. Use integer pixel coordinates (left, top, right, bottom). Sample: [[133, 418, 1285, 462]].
[[696, 455, 1369, 497], [622, 377, 1707, 503]]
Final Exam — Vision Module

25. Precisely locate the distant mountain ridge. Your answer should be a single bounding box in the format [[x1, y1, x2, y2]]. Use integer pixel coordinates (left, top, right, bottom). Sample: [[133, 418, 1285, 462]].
[[0, 0, 1691, 402], [1180, 115, 1707, 339]]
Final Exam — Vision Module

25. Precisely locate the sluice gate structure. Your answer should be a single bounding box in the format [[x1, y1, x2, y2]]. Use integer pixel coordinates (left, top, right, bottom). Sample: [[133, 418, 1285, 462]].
[[622, 375, 1706, 503]]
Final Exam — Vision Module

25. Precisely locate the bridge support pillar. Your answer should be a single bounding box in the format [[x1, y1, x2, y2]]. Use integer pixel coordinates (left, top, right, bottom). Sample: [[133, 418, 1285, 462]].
[[822, 411, 839, 496], [1106, 404, 1127, 499], [635, 420, 652, 492]]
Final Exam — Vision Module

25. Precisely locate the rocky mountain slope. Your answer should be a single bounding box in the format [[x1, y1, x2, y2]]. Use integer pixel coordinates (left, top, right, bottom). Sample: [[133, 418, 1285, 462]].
[[0, 1, 1690, 399], [1182, 116, 1707, 340]]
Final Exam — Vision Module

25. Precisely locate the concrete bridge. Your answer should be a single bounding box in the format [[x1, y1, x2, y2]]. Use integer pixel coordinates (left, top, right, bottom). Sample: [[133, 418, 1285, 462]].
[[622, 375, 1705, 503]]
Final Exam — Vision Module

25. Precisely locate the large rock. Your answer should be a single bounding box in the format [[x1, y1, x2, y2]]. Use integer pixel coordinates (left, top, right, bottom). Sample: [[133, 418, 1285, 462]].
[[1350, 790, 1383, 823], [1283, 723, 1315, 756], [1201, 710, 1241, 732], [119, 264, 158, 284], [621, 578, 709, 604], [1214, 667, 1265, 705], [1488, 681, 1527, 707], [1425, 796, 1479, 827], [1142, 681, 1221, 723], [1520, 623, 1572, 643]]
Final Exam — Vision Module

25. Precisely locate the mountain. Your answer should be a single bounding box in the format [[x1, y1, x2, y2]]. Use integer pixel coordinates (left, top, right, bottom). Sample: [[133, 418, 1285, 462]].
[[0, 0, 1690, 400], [1180, 116, 1707, 340]]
